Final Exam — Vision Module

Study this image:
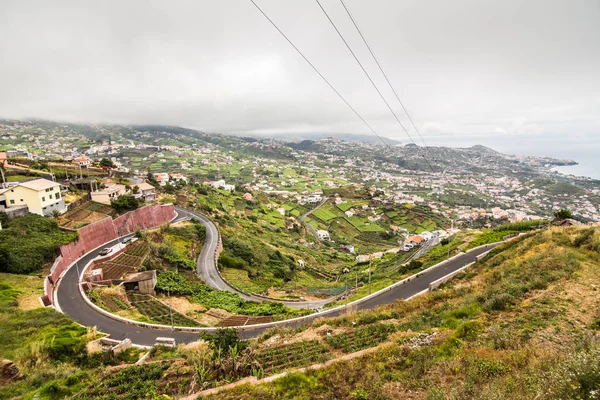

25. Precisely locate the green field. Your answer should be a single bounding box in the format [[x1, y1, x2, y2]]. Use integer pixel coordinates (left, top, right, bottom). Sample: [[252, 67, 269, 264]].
[[311, 207, 338, 221], [345, 217, 385, 232], [335, 202, 353, 212]]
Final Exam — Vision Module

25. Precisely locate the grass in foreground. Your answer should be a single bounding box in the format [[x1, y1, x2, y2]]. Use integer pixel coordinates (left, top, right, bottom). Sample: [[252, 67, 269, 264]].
[[206, 226, 600, 399]]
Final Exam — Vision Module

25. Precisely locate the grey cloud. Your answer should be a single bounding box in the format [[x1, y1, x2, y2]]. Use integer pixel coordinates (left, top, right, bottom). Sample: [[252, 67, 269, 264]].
[[0, 0, 599, 142]]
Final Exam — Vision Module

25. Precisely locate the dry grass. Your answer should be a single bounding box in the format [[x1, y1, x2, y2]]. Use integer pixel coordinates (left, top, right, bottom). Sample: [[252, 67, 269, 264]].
[[157, 295, 206, 319], [0, 272, 44, 310]]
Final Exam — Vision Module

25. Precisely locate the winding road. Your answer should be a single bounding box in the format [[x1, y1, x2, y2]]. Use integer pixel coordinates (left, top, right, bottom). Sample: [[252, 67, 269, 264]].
[[55, 207, 498, 346], [186, 207, 335, 309]]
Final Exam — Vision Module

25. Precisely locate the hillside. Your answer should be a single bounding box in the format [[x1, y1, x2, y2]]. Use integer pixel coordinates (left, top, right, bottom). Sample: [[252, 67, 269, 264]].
[[2, 225, 598, 398], [204, 225, 600, 399]]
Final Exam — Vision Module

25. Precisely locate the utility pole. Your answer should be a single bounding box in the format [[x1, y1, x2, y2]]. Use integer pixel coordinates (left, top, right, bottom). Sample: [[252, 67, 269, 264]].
[[168, 288, 174, 330], [344, 272, 348, 309], [368, 256, 372, 295]]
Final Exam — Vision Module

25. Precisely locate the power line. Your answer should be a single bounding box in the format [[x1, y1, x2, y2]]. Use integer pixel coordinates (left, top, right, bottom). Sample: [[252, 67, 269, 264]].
[[338, 0, 438, 165], [248, 0, 390, 149], [314, 0, 435, 172]]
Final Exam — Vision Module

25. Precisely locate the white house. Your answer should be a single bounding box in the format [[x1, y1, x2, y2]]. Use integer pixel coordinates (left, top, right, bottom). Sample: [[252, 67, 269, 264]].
[[317, 230, 330, 241], [135, 182, 156, 202], [91, 183, 129, 205], [0, 178, 66, 216]]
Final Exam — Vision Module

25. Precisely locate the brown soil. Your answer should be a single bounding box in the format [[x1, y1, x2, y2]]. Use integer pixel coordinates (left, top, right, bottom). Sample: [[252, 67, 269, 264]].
[[157, 295, 206, 319]]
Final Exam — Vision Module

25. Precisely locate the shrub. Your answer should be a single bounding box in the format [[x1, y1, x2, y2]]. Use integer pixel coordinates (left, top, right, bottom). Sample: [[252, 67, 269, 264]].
[[455, 320, 484, 340], [110, 194, 140, 213], [483, 292, 514, 312], [0, 215, 78, 274]]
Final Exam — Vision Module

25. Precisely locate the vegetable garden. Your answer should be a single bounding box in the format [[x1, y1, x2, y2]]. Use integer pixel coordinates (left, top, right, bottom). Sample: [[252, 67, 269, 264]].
[[99, 242, 149, 280], [326, 323, 397, 353], [126, 292, 200, 327], [254, 339, 332, 374], [74, 361, 194, 400]]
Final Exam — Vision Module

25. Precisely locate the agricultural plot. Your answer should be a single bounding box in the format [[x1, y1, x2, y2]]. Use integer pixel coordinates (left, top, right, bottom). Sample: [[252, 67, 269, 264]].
[[335, 202, 354, 212], [326, 323, 396, 353], [75, 361, 194, 400], [126, 292, 199, 327], [345, 217, 385, 232], [255, 340, 332, 374], [98, 293, 130, 312], [99, 242, 150, 280], [311, 206, 339, 222]]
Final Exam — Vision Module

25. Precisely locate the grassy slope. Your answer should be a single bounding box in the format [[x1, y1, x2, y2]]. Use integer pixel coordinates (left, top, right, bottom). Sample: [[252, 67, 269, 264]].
[[208, 225, 600, 399], [0, 276, 91, 399]]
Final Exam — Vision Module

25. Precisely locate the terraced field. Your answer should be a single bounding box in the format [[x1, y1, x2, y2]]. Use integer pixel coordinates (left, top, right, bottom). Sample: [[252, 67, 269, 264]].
[[126, 292, 200, 327], [100, 242, 150, 280], [345, 216, 385, 232], [254, 339, 332, 374], [311, 206, 339, 221]]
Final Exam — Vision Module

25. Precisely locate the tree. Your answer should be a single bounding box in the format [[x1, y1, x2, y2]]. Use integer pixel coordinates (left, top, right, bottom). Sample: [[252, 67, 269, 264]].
[[132, 185, 139, 194], [554, 208, 573, 220], [99, 158, 115, 168], [164, 183, 176, 194], [147, 171, 157, 184], [110, 194, 139, 213]]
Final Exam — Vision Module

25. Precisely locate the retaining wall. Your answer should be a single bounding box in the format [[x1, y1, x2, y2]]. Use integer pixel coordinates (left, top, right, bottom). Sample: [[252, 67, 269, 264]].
[[43, 204, 175, 305]]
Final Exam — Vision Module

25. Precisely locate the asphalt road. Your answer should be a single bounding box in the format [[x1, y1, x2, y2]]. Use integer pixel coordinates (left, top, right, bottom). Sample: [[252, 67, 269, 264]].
[[181, 206, 335, 309], [55, 205, 497, 346]]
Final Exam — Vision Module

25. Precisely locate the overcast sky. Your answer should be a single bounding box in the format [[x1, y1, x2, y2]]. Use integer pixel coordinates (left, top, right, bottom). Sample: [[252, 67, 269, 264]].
[[1, 0, 599, 144]]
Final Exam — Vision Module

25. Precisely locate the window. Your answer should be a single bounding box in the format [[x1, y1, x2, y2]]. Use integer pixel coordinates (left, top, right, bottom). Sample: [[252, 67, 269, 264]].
[[49, 194, 53, 199], [9, 199, 14, 204], [42, 197, 45, 202], [56, 192, 61, 199], [20, 199, 23, 202]]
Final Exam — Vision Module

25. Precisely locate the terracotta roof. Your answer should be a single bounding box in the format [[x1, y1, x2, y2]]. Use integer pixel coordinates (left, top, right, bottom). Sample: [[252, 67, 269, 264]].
[[407, 235, 423, 243]]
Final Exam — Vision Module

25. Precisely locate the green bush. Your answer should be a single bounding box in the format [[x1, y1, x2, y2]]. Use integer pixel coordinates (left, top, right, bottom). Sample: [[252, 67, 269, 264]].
[[110, 194, 140, 213], [483, 292, 514, 312], [0, 215, 78, 274], [455, 320, 484, 340]]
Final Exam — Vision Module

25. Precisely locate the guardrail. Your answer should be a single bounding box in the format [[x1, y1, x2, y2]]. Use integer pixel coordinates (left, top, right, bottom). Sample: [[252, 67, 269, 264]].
[[69, 239, 503, 335]]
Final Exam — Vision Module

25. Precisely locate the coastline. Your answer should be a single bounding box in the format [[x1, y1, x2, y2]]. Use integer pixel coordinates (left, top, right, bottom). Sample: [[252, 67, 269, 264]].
[[551, 163, 600, 181]]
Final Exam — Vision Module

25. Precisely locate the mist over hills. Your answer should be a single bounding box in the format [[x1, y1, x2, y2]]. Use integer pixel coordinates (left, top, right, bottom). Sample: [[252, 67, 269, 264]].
[[227, 131, 403, 146]]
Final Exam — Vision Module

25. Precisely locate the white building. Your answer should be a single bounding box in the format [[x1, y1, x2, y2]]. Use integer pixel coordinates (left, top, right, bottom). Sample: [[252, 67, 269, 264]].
[[317, 230, 330, 241], [0, 178, 66, 216]]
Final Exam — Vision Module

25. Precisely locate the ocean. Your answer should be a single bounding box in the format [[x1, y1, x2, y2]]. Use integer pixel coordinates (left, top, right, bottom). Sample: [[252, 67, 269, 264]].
[[425, 133, 600, 180]]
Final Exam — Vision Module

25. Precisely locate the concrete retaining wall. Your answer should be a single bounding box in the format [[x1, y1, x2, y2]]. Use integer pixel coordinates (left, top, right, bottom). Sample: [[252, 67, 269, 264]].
[[428, 262, 475, 291], [428, 242, 501, 292], [44, 204, 175, 305]]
